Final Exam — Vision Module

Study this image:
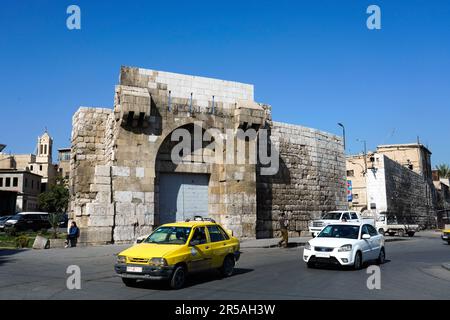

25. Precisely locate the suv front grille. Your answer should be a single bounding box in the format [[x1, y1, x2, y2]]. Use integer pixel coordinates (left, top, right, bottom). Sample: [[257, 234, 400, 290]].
[[313, 222, 323, 227]]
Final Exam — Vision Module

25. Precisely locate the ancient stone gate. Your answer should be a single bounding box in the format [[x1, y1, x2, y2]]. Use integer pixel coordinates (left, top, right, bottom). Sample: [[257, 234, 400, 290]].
[[70, 66, 347, 245]]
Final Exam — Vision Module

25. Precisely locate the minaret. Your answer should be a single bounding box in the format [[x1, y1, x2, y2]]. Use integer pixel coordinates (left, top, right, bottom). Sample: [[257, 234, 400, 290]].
[[36, 130, 52, 164]]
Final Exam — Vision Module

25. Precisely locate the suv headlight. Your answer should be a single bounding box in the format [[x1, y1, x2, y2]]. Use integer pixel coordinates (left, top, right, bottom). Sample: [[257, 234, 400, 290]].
[[304, 242, 312, 250], [117, 255, 126, 264], [338, 244, 352, 252], [150, 258, 168, 267]]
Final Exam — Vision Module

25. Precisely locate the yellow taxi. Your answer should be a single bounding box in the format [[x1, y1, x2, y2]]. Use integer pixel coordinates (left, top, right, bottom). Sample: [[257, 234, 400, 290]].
[[442, 228, 450, 244], [114, 217, 240, 289]]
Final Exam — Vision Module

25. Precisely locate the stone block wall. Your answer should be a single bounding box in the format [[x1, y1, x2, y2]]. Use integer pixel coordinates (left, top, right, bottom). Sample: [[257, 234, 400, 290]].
[[383, 155, 436, 227], [256, 122, 347, 238]]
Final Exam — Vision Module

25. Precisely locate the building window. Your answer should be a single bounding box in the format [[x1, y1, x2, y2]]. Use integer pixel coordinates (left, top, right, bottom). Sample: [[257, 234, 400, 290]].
[[25, 178, 28, 188], [31, 180, 34, 189], [347, 170, 355, 177], [0, 178, 3, 187], [44, 145, 47, 154], [40, 145, 43, 154], [354, 194, 359, 199], [12, 177, 18, 187], [30, 165, 33, 171], [40, 165, 43, 171], [5, 178, 11, 187]]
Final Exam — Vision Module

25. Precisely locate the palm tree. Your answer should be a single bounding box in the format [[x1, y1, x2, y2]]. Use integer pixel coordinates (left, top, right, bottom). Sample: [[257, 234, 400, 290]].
[[436, 164, 450, 179]]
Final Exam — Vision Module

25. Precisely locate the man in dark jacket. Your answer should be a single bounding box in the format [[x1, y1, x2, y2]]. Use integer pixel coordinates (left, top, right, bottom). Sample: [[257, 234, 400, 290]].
[[278, 213, 289, 248]]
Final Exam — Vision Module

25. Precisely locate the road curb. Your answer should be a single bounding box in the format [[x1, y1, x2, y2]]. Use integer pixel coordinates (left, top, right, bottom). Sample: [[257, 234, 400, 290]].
[[442, 263, 450, 271]]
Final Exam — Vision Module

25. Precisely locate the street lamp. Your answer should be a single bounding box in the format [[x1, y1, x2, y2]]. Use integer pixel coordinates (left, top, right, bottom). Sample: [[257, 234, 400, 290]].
[[338, 123, 346, 153]]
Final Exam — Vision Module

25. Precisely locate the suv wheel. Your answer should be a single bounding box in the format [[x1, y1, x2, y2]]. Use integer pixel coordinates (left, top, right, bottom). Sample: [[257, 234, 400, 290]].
[[170, 265, 186, 290], [397, 229, 405, 237], [220, 255, 235, 277]]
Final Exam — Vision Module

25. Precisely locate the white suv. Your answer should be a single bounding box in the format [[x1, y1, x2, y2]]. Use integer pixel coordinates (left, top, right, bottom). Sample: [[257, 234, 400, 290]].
[[303, 223, 385, 270], [308, 211, 361, 237]]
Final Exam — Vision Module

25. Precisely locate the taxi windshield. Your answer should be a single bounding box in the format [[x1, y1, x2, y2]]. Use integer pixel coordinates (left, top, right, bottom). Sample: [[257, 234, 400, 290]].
[[144, 226, 192, 245]]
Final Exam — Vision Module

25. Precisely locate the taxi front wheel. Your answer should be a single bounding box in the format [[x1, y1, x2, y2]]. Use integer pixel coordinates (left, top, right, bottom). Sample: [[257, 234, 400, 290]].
[[220, 255, 235, 277], [170, 265, 186, 290], [122, 278, 137, 287]]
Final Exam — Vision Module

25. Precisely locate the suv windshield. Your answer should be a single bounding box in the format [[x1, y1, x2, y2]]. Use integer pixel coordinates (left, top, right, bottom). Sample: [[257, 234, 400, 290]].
[[144, 226, 191, 245], [321, 212, 342, 220], [318, 225, 360, 239]]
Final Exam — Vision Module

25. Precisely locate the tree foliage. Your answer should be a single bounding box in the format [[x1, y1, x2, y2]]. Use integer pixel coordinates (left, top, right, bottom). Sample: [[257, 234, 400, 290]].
[[436, 164, 450, 179], [38, 184, 69, 214]]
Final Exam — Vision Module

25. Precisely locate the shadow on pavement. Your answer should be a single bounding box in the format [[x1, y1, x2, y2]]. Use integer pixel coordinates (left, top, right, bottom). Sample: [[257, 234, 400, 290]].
[[129, 268, 254, 290], [310, 259, 391, 271], [0, 249, 25, 266]]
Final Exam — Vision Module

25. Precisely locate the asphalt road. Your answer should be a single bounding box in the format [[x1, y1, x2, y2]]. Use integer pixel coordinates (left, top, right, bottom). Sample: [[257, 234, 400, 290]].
[[0, 231, 449, 299]]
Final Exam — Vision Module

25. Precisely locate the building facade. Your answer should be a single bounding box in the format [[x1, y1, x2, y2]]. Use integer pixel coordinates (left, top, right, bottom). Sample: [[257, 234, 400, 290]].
[[346, 143, 437, 227], [70, 66, 347, 245], [0, 132, 57, 192], [0, 170, 42, 214]]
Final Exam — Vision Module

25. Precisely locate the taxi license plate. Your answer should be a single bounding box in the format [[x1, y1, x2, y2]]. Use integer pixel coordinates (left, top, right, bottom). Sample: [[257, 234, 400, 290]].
[[315, 252, 330, 258], [126, 266, 143, 273]]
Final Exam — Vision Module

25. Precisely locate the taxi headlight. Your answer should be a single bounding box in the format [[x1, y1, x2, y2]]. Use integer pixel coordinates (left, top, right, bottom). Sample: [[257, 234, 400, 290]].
[[338, 244, 352, 252], [150, 258, 168, 267], [117, 255, 126, 264], [304, 242, 312, 250]]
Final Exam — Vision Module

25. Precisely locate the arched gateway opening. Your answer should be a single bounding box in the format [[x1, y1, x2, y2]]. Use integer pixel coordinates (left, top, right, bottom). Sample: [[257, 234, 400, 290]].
[[155, 123, 212, 225]]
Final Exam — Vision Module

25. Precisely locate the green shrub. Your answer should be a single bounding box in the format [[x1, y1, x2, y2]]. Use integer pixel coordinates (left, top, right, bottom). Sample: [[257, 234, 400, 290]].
[[6, 227, 17, 237], [15, 235, 29, 248]]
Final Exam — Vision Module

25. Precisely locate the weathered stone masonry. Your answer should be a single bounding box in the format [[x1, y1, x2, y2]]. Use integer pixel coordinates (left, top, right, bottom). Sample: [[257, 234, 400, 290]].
[[70, 66, 347, 244]]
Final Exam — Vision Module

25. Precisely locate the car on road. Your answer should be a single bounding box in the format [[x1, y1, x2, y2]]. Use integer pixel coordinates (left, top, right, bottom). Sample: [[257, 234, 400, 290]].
[[303, 222, 385, 270], [0, 215, 12, 231], [308, 211, 374, 237], [115, 217, 241, 289], [442, 229, 450, 244], [4, 212, 51, 232]]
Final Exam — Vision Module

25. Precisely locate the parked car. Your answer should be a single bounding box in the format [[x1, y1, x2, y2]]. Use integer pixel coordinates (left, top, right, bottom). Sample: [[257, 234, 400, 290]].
[[442, 228, 450, 244], [58, 213, 69, 228], [115, 217, 241, 289], [4, 212, 51, 232], [303, 222, 385, 270], [0, 215, 12, 231], [308, 211, 374, 237], [375, 213, 419, 237]]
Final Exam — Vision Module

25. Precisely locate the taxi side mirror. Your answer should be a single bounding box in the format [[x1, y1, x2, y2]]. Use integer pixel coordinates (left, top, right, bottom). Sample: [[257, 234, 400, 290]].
[[226, 229, 233, 237], [189, 239, 200, 246], [362, 234, 371, 240]]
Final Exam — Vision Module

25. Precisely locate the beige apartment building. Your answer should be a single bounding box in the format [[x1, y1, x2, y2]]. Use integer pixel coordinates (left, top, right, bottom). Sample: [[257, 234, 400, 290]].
[[346, 143, 436, 227], [0, 170, 42, 214], [0, 131, 58, 192], [57, 148, 71, 182]]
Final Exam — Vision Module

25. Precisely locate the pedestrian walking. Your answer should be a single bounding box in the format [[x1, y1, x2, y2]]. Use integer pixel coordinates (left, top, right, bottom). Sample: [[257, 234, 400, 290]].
[[278, 213, 289, 248]]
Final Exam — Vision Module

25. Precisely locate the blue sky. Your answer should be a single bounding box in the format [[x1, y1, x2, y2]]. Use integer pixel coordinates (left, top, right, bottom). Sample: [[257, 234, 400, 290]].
[[0, 0, 449, 165]]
